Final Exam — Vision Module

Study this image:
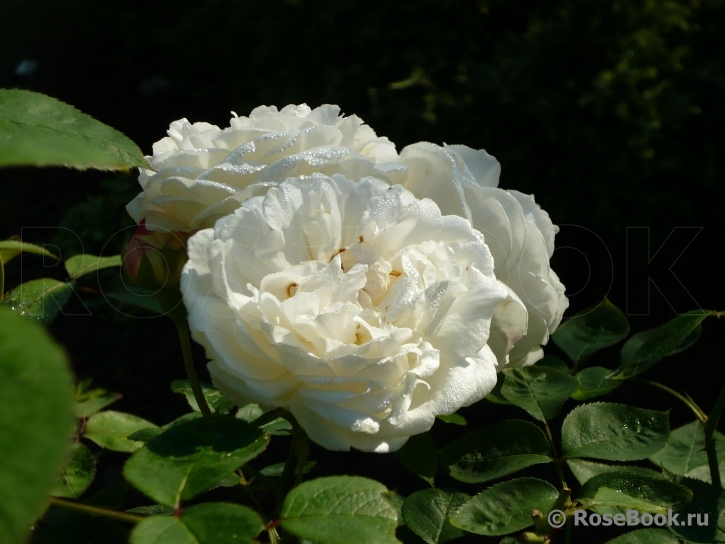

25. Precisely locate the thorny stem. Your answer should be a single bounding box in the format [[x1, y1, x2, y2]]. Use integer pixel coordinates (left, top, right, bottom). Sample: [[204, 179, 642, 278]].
[[564, 514, 573, 544], [172, 313, 212, 417], [704, 385, 725, 489], [292, 430, 311, 489], [48, 497, 144, 525], [632, 378, 707, 422]]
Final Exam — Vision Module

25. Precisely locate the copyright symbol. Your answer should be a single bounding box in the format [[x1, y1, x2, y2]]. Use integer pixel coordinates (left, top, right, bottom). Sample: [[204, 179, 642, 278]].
[[547, 509, 566, 528]]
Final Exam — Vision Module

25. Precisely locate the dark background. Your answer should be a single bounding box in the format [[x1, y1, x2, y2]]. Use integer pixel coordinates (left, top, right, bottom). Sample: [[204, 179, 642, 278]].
[[1, 0, 724, 541]]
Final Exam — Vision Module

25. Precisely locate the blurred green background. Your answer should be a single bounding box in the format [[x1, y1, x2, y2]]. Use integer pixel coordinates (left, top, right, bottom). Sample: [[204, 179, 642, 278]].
[[1, 0, 723, 519]]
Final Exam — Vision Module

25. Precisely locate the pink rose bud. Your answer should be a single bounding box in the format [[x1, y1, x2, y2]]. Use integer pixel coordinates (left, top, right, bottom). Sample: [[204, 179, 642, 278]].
[[122, 219, 189, 291]]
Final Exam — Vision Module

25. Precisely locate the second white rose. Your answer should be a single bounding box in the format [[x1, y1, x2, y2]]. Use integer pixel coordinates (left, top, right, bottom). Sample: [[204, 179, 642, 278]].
[[398, 142, 568, 367]]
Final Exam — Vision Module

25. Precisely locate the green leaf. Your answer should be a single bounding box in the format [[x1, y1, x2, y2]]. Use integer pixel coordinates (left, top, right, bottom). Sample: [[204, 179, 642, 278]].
[[649, 420, 725, 477], [668, 478, 725, 543], [578, 471, 692, 513], [209, 473, 242, 489], [178, 503, 264, 542], [2, 278, 75, 323], [682, 461, 725, 485], [436, 413, 467, 425], [123, 415, 269, 507], [552, 298, 629, 365], [128, 428, 164, 443], [130, 502, 264, 544], [0, 89, 147, 170], [0, 239, 58, 265], [385, 491, 406, 528], [500, 365, 578, 422], [163, 412, 203, 427], [51, 442, 96, 499], [84, 410, 159, 453], [258, 417, 293, 435], [571, 366, 622, 400], [606, 528, 680, 543], [235, 403, 292, 435], [537, 355, 570, 371], [438, 419, 551, 484], [611, 310, 712, 380], [131, 518, 193, 544], [395, 432, 438, 485], [74, 392, 123, 418], [402, 488, 469, 544], [280, 476, 400, 544], [171, 380, 234, 415], [120, 416, 201, 446], [566, 459, 664, 486], [450, 477, 558, 536], [0, 307, 75, 544], [235, 403, 264, 422], [65, 254, 121, 279], [562, 403, 669, 461]]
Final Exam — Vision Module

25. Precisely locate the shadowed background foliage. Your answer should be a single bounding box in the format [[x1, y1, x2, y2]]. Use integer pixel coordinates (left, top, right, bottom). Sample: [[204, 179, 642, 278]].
[[3, 0, 722, 309], [1, 0, 723, 528]]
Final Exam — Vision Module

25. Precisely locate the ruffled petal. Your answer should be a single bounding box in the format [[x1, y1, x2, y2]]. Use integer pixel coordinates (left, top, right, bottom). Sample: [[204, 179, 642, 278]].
[[182, 173, 509, 452], [130, 104, 399, 234]]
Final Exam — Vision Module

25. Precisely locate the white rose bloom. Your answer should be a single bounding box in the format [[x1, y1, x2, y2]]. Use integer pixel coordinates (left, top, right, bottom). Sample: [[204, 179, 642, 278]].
[[399, 142, 568, 367], [127, 104, 403, 233], [181, 173, 516, 452]]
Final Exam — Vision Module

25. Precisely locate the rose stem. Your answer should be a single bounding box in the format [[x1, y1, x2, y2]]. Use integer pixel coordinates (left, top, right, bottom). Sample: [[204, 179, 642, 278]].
[[267, 526, 280, 544], [48, 497, 145, 524], [544, 420, 568, 489], [633, 378, 723, 487], [704, 385, 725, 489], [564, 515, 573, 544], [274, 422, 310, 519], [631, 378, 707, 422], [172, 314, 212, 417]]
